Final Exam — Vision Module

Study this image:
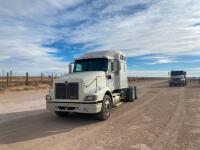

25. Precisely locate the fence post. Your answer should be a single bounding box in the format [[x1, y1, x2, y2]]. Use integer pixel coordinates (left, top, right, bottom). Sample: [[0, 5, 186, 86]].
[[10, 70, 12, 83], [26, 72, 28, 85], [7, 72, 9, 86], [41, 72, 43, 81], [2, 69, 5, 78], [52, 73, 53, 86]]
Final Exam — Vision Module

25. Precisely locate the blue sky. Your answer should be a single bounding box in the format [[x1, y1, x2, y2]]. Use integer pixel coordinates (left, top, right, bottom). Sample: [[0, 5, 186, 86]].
[[0, 0, 200, 77]]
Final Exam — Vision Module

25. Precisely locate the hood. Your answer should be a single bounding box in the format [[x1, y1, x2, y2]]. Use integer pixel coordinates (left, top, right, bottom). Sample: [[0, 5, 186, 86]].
[[55, 71, 106, 82]]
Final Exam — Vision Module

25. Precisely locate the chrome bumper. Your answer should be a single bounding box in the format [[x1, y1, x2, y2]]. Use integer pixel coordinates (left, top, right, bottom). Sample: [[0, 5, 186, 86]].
[[46, 101, 102, 114]]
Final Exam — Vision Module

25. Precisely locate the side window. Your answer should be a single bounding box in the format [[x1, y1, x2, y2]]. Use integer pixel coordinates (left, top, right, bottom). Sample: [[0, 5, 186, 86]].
[[120, 55, 126, 61], [75, 64, 82, 72]]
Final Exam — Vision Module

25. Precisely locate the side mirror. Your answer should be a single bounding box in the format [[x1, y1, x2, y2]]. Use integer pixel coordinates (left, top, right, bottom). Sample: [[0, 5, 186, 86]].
[[68, 63, 74, 73]]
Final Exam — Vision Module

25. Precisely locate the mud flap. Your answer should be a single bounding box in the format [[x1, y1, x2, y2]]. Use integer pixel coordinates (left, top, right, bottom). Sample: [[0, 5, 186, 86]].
[[127, 86, 133, 102], [133, 86, 138, 100]]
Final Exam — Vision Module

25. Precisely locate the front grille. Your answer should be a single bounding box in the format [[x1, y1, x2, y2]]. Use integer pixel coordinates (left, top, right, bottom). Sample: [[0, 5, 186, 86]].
[[66, 83, 79, 99], [55, 83, 66, 99], [55, 83, 79, 99], [172, 78, 180, 82]]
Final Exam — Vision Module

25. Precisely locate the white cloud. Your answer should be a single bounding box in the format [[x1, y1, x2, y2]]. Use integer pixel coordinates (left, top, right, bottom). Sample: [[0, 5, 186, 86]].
[[0, 0, 200, 76], [68, 0, 200, 56], [146, 59, 178, 65], [142, 55, 179, 64], [0, 0, 82, 75]]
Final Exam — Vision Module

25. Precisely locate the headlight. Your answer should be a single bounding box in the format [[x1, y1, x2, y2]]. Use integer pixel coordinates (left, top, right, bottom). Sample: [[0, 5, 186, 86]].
[[84, 95, 98, 101]]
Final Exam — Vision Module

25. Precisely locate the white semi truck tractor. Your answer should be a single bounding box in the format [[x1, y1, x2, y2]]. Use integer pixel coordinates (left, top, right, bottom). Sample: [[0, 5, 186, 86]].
[[46, 50, 138, 120]]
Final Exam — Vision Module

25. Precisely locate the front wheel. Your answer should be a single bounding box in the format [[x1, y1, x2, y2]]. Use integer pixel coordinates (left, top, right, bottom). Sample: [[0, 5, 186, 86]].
[[97, 95, 112, 120]]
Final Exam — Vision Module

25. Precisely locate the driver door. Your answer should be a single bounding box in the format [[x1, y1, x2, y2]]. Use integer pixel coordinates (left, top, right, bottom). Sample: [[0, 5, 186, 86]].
[[108, 60, 115, 91]]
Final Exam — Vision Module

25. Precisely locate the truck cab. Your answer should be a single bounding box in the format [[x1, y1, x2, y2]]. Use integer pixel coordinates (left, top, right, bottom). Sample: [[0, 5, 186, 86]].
[[169, 70, 187, 87], [46, 50, 137, 120]]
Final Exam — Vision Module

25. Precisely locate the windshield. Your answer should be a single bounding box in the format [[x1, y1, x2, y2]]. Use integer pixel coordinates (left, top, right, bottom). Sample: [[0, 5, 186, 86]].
[[171, 71, 185, 76], [73, 58, 108, 72]]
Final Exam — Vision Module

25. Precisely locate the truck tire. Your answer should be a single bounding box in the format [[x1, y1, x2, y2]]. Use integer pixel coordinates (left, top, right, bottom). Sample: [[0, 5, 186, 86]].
[[54, 111, 68, 117], [97, 95, 112, 120]]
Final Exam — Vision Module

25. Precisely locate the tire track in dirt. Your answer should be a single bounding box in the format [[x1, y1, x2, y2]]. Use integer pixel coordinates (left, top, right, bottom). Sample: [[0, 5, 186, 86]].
[[152, 87, 186, 150], [181, 85, 200, 150]]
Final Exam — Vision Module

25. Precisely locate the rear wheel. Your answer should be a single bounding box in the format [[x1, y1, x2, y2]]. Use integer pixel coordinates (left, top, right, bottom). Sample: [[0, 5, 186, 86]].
[[54, 111, 69, 117], [97, 95, 112, 120]]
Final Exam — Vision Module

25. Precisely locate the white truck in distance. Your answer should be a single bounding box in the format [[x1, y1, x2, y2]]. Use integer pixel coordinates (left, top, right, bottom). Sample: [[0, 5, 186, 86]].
[[169, 70, 187, 87], [46, 50, 138, 120]]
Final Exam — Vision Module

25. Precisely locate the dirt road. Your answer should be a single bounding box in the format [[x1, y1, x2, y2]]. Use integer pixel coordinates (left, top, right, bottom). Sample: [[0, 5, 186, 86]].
[[0, 80, 200, 150]]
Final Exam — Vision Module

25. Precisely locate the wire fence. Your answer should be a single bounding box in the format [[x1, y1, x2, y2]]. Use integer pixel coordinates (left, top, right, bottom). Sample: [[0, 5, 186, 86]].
[[0, 71, 57, 91]]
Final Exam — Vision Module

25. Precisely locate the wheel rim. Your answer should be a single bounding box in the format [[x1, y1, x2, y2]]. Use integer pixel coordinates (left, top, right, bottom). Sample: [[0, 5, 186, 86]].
[[104, 98, 111, 116]]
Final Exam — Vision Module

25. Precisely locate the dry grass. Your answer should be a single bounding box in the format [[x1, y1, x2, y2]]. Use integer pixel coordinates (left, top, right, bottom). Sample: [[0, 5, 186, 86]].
[[0, 76, 54, 92]]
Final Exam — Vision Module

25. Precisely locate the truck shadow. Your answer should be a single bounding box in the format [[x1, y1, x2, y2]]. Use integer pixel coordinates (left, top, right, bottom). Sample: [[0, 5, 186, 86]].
[[0, 110, 99, 144]]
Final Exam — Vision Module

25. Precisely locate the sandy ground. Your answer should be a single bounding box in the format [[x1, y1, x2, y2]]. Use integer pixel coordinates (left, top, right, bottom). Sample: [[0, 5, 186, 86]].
[[0, 80, 200, 150], [0, 89, 47, 123]]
